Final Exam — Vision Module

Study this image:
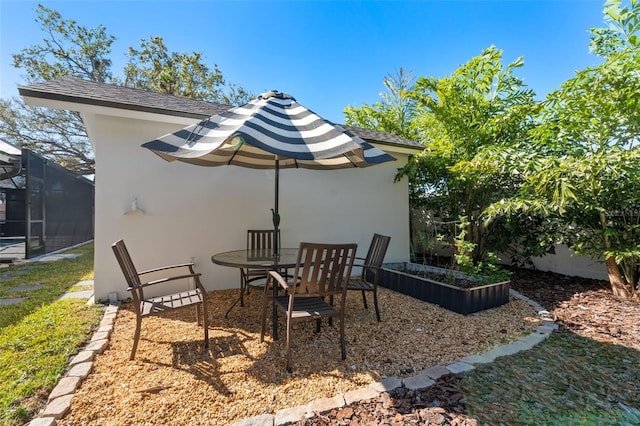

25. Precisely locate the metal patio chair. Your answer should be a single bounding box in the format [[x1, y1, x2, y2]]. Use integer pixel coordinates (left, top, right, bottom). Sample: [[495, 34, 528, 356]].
[[260, 242, 357, 372], [112, 239, 209, 360], [347, 233, 391, 322], [225, 229, 278, 318]]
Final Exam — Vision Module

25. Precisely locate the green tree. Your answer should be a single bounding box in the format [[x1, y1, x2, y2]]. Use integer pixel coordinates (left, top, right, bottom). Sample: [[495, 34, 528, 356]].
[[123, 36, 251, 105], [488, 0, 640, 299], [345, 49, 545, 267], [0, 4, 115, 174], [344, 68, 421, 142], [0, 5, 251, 174], [401, 47, 541, 263]]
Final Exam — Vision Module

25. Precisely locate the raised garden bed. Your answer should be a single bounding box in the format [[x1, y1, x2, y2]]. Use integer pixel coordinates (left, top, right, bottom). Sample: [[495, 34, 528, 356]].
[[379, 262, 510, 315]]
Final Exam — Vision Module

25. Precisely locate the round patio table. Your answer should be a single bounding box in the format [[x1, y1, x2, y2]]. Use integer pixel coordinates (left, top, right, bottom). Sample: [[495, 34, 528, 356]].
[[212, 248, 299, 340]]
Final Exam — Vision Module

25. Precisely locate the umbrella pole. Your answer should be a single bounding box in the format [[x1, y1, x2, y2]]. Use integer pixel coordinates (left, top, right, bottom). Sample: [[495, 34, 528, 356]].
[[273, 159, 280, 256]]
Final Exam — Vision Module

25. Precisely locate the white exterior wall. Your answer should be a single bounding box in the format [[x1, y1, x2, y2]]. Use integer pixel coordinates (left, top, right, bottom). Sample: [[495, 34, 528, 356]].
[[530, 244, 608, 281], [87, 113, 413, 302]]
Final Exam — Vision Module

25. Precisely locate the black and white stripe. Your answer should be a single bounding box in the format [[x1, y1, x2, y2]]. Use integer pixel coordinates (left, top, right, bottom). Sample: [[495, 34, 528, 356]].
[[142, 91, 396, 169]]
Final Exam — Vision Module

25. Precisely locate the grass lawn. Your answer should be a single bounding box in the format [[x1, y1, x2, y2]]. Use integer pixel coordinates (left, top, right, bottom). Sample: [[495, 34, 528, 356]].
[[0, 242, 103, 426], [462, 331, 640, 424]]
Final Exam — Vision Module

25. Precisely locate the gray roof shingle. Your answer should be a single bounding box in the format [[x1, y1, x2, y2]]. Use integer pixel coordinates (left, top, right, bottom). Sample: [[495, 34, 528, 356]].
[[19, 78, 423, 149]]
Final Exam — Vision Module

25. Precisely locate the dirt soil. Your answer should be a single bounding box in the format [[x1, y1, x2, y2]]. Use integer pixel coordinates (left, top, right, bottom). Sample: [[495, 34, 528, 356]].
[[56, 280, 540, 426]]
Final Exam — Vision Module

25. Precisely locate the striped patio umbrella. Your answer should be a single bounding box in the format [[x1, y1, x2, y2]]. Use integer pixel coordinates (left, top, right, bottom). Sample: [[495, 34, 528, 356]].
[[142, 90, 396, 254]]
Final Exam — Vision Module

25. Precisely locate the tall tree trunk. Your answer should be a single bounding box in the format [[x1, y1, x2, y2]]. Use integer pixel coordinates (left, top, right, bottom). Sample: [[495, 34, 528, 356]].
[[606, 256, 634, 299], [601, 210, 638, 301]]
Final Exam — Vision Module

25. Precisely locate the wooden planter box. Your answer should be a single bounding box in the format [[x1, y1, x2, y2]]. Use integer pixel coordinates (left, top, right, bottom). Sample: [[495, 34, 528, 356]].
[[378, 262, 510, 315]]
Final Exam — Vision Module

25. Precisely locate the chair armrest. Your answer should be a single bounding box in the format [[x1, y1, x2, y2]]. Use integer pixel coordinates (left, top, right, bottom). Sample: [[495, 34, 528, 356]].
[[138, 263, 194, 275], [130, 272, 202, 290], [356, 264, 381, 284], [268, 270, 291, 291], [360, 263, 380, 271]]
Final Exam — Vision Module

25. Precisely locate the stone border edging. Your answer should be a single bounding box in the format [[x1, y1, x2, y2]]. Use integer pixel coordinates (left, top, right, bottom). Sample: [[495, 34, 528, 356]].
[[29, 289, 556, 426], [28, 301, 119, 426], [233, 288, 559, 426]]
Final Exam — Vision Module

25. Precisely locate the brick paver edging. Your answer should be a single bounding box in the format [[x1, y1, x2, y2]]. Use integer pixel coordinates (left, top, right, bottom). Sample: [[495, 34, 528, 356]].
[[29, 289, 556, 426], [234, 288, 558, 426], [28, 302, 118, 426]]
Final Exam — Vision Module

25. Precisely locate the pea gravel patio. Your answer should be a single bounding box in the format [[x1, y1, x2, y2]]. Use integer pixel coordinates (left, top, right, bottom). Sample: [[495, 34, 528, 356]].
[[55, 286, 540, 425]]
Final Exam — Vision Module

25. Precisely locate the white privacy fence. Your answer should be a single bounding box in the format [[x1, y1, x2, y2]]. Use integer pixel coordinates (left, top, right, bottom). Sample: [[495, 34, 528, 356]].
[[410, 208, 608, 281]]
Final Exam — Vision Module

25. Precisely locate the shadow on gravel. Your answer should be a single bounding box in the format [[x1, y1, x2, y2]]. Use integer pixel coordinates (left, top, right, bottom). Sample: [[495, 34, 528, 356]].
[[297, 267, 640, 426], [297, 331, 640, 425], [509, 267, 610, 313]]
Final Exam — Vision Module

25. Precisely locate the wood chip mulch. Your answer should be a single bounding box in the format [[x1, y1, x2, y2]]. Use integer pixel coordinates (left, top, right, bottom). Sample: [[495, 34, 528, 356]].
[[510, 269, 640, 351], [56, 282, 540, 426], [294, 268, 640, 426], [298, 373, 476, 426]]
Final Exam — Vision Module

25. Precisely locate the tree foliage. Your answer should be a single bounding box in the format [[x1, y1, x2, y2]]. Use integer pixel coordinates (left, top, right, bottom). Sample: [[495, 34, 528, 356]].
[[344, 68, 421, 142], [0, 5, 116, 174], [345, 48, 549, 267], [488, 0, 640, 299], [400, 46, 541, 263], [0, 5, 251, 175], [0, 99, 95, 174], [123, 36, 251, 105], [13, 5, 115, 84]]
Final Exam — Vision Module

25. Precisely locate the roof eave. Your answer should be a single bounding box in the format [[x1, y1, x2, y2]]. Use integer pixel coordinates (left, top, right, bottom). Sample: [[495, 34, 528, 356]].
[[18, 80, 425, 152], [19, 86, 205, 120]]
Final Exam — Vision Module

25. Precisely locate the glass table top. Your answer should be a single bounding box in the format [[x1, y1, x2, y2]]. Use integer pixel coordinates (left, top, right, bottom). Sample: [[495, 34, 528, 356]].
[[211, 248, 299, 269]]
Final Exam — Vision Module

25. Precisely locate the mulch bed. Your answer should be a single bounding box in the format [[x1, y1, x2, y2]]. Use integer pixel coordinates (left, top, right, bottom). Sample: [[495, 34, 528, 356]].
[[294, 268, 640, 425], [56, 279, 539, 425], [298, 374, 477, 425]]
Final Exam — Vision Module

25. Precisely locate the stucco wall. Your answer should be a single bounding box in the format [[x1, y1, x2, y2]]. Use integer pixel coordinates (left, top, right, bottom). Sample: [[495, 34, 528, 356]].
[[88, 114, 412, 301], [530, 244, 608, 281]]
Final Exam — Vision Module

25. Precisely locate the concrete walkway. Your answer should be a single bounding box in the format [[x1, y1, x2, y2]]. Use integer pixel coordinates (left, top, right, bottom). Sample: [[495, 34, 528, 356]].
[[0, 255, 91, 307]]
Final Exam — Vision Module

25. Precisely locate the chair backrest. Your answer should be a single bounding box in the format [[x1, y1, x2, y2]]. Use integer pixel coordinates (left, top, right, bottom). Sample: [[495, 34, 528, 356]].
[[291, 242, 357, 297], [111, 240, 144, 310], [112, 240, 142, 292], [247, 229, 278, 251], [364, 233, 391, 271]]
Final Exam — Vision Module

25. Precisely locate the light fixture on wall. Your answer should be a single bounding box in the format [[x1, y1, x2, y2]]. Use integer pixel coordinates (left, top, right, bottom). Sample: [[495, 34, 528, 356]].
[[124, 197, 144, 215]]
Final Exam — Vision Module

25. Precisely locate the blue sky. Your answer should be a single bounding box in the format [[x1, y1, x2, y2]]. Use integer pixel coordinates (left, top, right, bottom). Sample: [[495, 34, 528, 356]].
[[0, 0, 605, 123]]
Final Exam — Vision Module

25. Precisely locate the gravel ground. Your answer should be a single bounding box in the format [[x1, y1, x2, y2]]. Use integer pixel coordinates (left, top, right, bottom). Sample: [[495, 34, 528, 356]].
[[56, 283, 539, 426]]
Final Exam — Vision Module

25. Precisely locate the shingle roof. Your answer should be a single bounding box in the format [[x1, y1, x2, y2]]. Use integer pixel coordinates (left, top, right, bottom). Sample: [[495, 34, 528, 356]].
[[19, 78, 423, 150]]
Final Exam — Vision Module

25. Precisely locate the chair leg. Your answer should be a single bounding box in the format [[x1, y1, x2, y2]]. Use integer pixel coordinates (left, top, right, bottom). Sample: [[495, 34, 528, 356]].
[[201, 296, 210, 348], [373, 289, 381, 322], [260, 288, 268, 342], [361, 290, 368, 309], [339, 315, 346, 360], [130, 314, 143, 361], [328, 295, 334, 327], [240, 270, 246, 307], [286, 317, 293, 373]]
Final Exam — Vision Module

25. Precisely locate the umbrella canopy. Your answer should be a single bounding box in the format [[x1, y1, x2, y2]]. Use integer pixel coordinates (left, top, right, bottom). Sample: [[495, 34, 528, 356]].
[[142, 90, 396, 253]]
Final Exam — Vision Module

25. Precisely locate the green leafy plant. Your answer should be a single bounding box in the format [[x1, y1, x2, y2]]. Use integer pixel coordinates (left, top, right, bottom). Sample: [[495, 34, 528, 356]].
[[454, 217, 512, 284], [486, 0, 640, 300]]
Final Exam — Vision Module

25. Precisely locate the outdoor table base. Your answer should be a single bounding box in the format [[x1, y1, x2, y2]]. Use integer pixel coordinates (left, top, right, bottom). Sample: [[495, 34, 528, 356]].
[[212, 248, 298, 340]]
